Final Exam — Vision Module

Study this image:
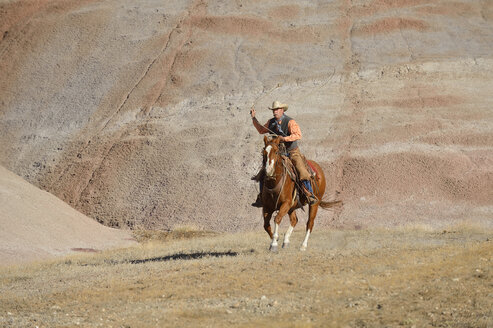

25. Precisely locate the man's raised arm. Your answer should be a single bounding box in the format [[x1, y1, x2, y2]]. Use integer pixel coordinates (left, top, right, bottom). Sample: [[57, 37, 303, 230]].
[[250, 107, 269, 134]]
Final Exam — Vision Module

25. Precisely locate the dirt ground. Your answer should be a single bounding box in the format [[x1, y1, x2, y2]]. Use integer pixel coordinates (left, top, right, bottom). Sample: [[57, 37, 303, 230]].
[[1, 227, 491, 328]]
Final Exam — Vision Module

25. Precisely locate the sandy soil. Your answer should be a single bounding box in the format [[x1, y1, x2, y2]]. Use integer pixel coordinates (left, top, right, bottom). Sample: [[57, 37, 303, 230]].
[[0, 0, 491, 234], [1, 228, 491, 327], [0, 165, 136, 266]]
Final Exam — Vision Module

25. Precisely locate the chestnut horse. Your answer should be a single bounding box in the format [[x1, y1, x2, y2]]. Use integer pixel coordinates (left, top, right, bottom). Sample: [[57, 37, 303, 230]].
[[261, 135, 341, 251]]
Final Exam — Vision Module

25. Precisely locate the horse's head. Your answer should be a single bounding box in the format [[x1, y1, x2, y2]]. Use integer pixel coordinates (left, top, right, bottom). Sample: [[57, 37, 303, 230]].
[[263, 135, 281, 178]]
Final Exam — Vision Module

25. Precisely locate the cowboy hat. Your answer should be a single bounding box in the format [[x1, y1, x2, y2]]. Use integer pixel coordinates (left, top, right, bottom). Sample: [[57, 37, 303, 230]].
[[268, 100, 288, 111]]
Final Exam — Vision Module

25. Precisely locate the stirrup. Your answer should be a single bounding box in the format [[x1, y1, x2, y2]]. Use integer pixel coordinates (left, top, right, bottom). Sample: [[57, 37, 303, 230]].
[[251, 194, 263, 207], [302, 187, 318, 205], [308, 194, 319, 205]]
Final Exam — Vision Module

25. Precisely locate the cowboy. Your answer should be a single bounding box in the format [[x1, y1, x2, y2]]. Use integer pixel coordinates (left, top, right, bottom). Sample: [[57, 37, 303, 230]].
[[250, 100, 317, 206]]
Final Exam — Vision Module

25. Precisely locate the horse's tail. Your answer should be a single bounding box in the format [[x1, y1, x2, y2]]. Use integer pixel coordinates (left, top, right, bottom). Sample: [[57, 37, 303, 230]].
[[319, 200, 343, 210]]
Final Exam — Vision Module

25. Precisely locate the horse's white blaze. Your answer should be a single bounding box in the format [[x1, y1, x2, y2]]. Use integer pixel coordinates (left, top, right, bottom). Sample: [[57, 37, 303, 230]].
[[301, 230, 311, 249], [265, 145, 275, 177], [283, 225, 294, 245]]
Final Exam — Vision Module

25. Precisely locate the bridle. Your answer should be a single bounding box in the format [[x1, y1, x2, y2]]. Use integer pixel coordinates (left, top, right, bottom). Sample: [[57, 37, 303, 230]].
[[262, 140, 312, 206], [263, 143, 288, 209], [264, 143, 282, 179]]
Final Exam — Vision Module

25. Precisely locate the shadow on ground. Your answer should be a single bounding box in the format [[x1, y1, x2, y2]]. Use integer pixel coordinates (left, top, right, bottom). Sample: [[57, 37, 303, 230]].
[[127, 251, 239, 264]]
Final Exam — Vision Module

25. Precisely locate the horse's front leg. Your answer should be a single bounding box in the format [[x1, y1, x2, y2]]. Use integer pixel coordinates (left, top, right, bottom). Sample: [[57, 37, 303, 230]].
[[270, 202, 290, 252], [282, 209, 298, 248]]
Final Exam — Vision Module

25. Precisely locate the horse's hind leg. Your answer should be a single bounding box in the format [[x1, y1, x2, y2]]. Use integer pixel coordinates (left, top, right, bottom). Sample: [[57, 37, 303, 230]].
[[301, 204, 319, 251], [282, 209, 298, 248], [263, 209, 273, 239]]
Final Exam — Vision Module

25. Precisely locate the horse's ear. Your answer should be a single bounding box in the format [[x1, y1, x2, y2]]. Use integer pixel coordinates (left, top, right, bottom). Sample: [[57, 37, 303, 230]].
[[264, 135, 268, 145], [274, 136, 281, 145]]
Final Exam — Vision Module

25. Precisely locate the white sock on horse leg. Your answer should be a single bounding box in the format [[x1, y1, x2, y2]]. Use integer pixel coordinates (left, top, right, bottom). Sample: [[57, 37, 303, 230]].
[[301, 230, 311, 249], [272, 223, 279, 247], [283, 225, 294, 245]]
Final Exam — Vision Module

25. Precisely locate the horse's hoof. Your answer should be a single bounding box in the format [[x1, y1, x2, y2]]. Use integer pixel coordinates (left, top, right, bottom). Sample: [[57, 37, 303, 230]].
[[300, 245, 307, 251], [282, 242, 289, 249], [269, 245, 278, 252]]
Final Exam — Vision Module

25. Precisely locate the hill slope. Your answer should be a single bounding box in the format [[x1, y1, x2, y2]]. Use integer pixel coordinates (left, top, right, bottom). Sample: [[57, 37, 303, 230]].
[[0, 165, 136, 265], [0, 0, 492, 231]]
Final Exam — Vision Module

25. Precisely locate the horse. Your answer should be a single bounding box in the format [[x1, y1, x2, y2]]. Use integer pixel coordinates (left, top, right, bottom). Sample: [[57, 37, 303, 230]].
[[260, 135, 341, 251]]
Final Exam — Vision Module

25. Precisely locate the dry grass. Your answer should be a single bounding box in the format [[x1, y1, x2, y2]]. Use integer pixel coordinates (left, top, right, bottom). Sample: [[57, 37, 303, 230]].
[[132, 226, 218, 243], [1, 227, 492, 327]]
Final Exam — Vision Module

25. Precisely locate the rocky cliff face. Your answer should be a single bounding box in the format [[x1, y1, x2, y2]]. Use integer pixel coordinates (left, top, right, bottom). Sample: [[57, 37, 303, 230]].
[[1, 0, 492, 231]]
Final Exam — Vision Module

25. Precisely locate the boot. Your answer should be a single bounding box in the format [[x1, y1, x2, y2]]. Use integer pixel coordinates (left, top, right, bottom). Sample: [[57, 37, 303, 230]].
[[302, 180, 318, 205], [251, 169, 265, 182], [251, 193, 262, 207], [307, 194, 319, 205], [252, 179, 264, 207]]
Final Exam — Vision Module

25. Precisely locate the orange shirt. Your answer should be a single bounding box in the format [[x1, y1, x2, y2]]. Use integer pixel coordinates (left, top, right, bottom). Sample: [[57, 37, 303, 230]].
[[252, 117, 302, 142]]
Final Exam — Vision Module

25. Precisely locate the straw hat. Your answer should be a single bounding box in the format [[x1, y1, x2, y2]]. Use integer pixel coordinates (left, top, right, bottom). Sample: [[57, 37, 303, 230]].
[[268, 100, 288, 111]]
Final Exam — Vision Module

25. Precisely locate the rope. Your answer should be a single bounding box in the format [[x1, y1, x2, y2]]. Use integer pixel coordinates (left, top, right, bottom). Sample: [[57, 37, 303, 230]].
[[251, 82, 282, 110], [273, 167, 286, 210]]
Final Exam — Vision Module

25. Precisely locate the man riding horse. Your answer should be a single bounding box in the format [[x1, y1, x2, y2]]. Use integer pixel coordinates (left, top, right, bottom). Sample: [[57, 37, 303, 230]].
[[250, 100, 318, 206]]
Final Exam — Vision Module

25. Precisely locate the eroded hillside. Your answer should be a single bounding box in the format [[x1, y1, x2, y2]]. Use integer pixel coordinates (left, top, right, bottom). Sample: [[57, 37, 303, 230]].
[[1, 0, 492, 231]]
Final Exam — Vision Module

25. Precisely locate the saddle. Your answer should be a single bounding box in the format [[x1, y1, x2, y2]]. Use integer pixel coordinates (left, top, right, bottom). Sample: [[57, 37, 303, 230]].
[[280, 153, 318, 207], [251, 141, 318, 207]]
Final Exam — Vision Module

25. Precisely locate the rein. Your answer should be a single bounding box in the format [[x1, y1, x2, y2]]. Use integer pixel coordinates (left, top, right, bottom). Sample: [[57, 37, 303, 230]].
[[263, 169, 286, 194], [263, 148, 288, 209], [263, 146, 318, 208]]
